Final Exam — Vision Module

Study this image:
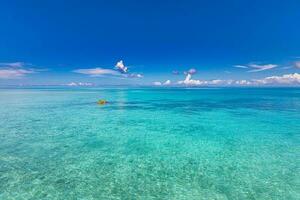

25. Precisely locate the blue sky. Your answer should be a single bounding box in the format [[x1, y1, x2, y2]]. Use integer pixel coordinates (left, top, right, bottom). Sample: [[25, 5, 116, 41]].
[[0, 0, 300, 86]]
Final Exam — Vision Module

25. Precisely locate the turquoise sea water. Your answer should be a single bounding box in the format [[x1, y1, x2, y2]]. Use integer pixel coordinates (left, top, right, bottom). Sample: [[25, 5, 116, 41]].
[[0, 88, 299, 199]]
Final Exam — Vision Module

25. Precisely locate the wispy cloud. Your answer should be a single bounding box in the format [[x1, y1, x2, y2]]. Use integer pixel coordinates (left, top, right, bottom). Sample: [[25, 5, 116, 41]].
[[0, 62, 38, 79], [172, 70, 180, 75], [127, 73, 143, 78], [73, 68, 119, 77], [234, 65, 248, 69], [247, 64, 277, 72], [0, 62, 25, 68], [0, 68, 35, 79], [281, 66, 293, 70], [234, 63, 277, 72]]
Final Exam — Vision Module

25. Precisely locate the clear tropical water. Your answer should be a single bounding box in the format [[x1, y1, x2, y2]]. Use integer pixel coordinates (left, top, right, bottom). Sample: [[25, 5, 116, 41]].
[[0, 87, 299, 199]]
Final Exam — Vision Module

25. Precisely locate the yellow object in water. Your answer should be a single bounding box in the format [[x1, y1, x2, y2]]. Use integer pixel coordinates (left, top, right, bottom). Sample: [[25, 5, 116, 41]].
[[97, 99, 107, 105]]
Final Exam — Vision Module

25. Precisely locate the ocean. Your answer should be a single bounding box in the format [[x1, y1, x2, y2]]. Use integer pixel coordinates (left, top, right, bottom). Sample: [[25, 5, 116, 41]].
[[0, 87, 299, 199]]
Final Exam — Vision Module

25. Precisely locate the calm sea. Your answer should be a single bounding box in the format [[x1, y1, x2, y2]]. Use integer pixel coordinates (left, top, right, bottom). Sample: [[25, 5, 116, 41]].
[[0, 88, 299, 199]]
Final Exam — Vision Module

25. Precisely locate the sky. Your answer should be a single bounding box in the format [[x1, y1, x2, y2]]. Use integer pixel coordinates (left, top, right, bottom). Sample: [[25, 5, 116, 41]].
[[0, 0, 300, 86]]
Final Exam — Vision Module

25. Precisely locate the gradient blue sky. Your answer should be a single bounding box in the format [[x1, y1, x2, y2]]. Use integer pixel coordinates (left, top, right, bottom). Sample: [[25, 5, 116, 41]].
[[0, 0, 300, 86]]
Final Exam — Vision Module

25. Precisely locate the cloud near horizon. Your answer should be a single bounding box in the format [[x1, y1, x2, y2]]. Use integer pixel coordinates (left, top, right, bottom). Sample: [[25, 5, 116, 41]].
[[175, 73, 300, 86], [65, 82, 94, 86], [153, 80, 171, 86]]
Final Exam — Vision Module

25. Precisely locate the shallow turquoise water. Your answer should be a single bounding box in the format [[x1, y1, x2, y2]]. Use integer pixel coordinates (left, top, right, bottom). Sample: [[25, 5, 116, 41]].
[[0, 88, 299, 199]]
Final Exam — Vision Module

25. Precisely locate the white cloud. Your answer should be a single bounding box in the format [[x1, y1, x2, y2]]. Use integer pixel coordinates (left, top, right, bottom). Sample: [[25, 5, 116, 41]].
[[0, 62, 37, 79], [234, 65, 248, 69], [247, 64, 277, 72], [153, 81, 162, 86], [66, 82, 94, 86], [178, 74, 233, 86], [177, 73, 300, 86], [184, 68, 197, 75], [0, 68, 35, 79], [178, 73, 202, 85], [234, 63, 277, 72], [153, 80, 171, 86], [163, 80, 171, 85], [128, 73, 143, 78], [67, 82, 77, 86], [74, 61, 144, 79], [74, 60, 144, 79], [73, 68, 119, 76], [0, 62, 25, 68], [234, 80, 252, 85], [188, 68, 197, 74], [115, 60, 128, 73], [253, 73, 300, 85]]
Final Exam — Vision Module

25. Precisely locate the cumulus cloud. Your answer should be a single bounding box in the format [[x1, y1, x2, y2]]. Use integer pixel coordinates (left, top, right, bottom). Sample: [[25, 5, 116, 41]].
[[73, 68, 119, 77], [178, 73, 201, 85], [178, 74, 231, 86], [115, 60, 128, 73], [253, 73, 300, 85], [0, 62, 38, 79]]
